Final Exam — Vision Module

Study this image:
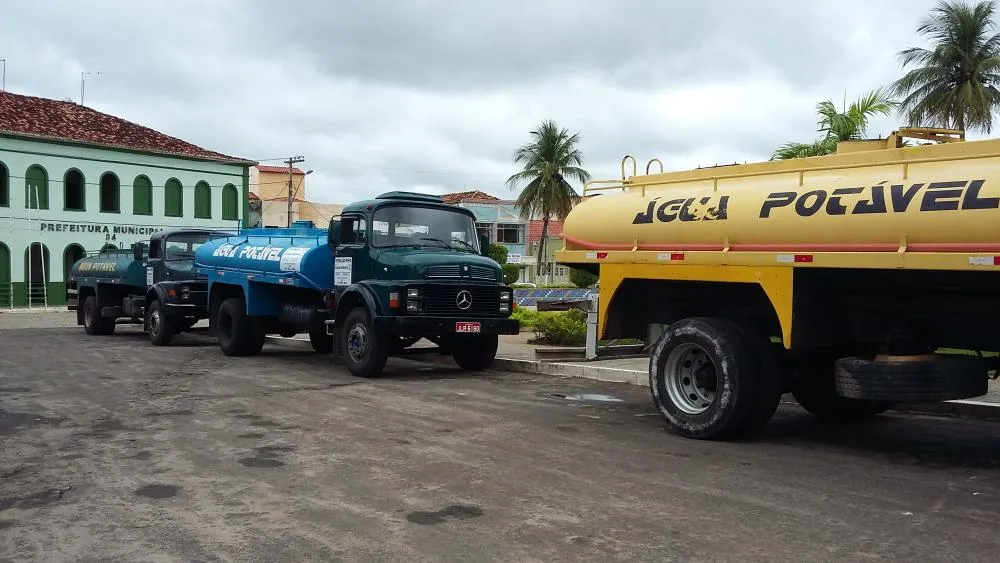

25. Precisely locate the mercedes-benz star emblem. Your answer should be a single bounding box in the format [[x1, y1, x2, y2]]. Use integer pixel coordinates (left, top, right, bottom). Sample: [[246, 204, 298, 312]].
[[456, 290, 473, 310]]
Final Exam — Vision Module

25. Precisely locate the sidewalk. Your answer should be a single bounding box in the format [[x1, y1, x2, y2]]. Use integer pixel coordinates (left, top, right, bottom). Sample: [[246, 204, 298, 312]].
[[266, 331, 1000, 419]]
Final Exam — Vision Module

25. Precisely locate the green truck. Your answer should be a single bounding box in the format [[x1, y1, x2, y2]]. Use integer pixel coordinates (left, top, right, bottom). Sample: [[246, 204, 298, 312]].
[[66, 228, 231, 343]]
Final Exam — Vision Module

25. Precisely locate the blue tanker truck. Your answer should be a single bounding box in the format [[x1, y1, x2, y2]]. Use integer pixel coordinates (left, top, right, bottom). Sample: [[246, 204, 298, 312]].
[[67, 228, 233, 343], [193, 192, 520, 377]]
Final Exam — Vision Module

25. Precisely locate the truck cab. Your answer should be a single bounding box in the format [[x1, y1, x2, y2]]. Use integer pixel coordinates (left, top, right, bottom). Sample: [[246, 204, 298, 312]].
[[325, 191, 519, 376]]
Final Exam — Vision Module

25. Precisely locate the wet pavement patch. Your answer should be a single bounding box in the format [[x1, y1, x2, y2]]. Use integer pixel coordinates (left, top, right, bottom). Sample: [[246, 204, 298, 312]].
[[145, 409, 194, 417], [225, 408, 247, 414], [0, 411, 66, 434], [239, 457, 286, 468], [0, 520, 14, 529], [132, 451, 154, 460], [255, 445, 295, 455], [0, 386, 31, 393], [91, 418, 127, 436], [234, 414, 263, 420], [249, 420, 282, 427], [406, 504, 483, 525], [551, 393, 623, 403], [238, 432, 266, 439], [134, 484, 180, 499], [0, 487, 72, 511]]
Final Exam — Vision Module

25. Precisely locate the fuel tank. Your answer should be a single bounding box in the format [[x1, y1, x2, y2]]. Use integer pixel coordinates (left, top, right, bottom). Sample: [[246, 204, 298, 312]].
[[68, 251, 145, 288], [562, 138, 1000, 253], [194, 225, 333, 288]]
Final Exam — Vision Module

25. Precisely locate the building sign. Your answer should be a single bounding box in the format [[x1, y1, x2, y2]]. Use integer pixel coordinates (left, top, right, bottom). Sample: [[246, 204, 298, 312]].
[[39, 222, 165, 242], [507, 254, 522, 264]]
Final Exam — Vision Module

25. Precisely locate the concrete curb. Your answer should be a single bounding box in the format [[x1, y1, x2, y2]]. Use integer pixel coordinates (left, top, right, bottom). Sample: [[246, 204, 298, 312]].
[[265, 335, 1000, 421]]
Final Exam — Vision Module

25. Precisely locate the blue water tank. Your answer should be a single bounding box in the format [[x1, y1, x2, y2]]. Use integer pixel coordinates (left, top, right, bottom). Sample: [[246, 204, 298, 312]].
[[194, 226, 333, 289]]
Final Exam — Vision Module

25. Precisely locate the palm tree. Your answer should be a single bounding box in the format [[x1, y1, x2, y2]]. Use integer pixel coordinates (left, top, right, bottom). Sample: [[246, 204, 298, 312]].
[[505, 120, 591, 282], [890, 0, 1000, 133], [771, 89, 899, 159]]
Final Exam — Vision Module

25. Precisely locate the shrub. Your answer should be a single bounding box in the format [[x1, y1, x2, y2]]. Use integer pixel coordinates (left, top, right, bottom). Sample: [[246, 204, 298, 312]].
[[488, 242, 508, 265], [501, 264, 520, 284], [569, 267, 598, 288], [532, 308, 587, 346]]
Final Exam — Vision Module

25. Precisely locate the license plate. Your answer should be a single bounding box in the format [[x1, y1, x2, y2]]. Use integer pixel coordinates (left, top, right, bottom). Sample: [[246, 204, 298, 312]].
[[455, 322, 481, 333]]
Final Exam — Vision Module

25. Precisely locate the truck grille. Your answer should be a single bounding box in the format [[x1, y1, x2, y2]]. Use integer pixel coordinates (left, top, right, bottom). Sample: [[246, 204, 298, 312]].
[[425, 265, 498, 281], [426, 265, 461, 278], [420, 285, 501, 317]]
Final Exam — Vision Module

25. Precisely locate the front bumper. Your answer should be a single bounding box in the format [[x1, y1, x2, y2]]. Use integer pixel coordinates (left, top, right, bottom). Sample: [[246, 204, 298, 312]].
[[373, 315, 520, 337]]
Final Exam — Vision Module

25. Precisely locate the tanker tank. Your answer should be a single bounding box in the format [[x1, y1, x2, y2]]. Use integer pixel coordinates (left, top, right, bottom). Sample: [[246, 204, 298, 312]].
[[561, 148, 1000, 254], [68, 250, 146, 289], [194, 225, 333, 291]]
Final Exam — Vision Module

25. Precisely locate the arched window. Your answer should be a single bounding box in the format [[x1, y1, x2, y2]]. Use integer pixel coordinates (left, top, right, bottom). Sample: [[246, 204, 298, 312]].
[[0, 161, 9, 207], [0, 242, 10, 307], [100, 172, 120, 213], [194, 181, 212, 219], [164, 178, 183, 217], [24, 165, 49, 210], [133, 175, 153, 215], [222, 183, 239, 221], [64, 169, 86, 211], [63, 244, 85, 282], [24, 242, 50, 306]]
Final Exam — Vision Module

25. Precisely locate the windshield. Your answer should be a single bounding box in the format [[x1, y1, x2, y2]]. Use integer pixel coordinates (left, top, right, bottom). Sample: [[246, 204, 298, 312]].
[[371, 205, 480, 253], [164, 233, 217, 268]]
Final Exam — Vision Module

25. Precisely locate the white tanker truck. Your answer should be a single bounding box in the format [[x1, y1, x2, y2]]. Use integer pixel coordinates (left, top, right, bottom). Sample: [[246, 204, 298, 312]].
[[555, 127, 1000, 440]]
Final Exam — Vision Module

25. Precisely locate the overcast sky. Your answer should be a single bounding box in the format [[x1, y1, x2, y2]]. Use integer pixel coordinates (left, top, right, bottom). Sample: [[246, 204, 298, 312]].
[[0, 0, 976, 205]]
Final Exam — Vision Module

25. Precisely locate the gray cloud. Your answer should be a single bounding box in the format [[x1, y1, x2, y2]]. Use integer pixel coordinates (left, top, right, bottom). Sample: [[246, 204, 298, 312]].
[[0, 0, 956, 207]]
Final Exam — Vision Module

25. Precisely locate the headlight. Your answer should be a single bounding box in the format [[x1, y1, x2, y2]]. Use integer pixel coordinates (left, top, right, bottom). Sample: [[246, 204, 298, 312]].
[[407, 288, 420, 298], [499, 302, 510, 313], [407, 301, 422, 312], [500, 291, 511, 302], [181, 286, 190, 300]]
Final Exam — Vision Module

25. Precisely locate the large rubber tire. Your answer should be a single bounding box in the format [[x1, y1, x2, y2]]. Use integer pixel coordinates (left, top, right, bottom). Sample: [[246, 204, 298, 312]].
[[340, 307, 388, 378], [217, 297, 253, 357], [309, 322, 333, 353], [834, 355, 987, 402], [146, 300, 174, 346], [792, 356, 893, 421], [452, 334, 499, 371], [83, 296, 115, 336], [649, 317, 779, 440]]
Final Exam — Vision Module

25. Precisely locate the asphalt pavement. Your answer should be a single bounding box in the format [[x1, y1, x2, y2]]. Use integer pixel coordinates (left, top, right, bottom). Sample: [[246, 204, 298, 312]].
[[2, 313, 1000, 562]]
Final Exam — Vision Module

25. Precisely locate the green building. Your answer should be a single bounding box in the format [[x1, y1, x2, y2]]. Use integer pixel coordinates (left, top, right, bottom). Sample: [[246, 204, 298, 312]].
[[0, 91, 256, 307]]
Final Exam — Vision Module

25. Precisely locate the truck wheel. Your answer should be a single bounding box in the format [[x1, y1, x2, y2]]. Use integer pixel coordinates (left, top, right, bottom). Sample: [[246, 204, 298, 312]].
[[452, 334, 499, 371], [649, 317, 776, 440], [83, 296, 115, 336], [835, 354, 987, 403], [217, 297, 252, 356], [792, 355, 893, 421], [146, 300, 174, 346], [340, 307, 388, 378], [309, 322, 333, 353]]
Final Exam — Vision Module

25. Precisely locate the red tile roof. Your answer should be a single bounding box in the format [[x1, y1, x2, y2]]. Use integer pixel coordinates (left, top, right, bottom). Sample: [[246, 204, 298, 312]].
[[256, 165, 307, 175], [0, 90, 252, 164], [442, 190, 501, 204], [527, 219, 564, 243]]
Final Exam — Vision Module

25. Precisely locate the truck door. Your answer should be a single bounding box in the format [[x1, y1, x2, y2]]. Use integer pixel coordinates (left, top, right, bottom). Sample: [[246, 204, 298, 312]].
[[333, 214, 368, 288], [146, 238, 164, 287]]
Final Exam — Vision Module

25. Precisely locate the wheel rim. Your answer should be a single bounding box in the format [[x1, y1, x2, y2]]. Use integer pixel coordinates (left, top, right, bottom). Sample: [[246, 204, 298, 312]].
[[347, 322, 368, 362], [84, 304, 92, 328], [149, 309, 161, 338], [663, 343, 718, 415]]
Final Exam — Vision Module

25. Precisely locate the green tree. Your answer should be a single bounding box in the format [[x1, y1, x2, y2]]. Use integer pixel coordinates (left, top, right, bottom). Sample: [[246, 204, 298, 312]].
[[569, 267, 598, 288], [889, 0, 1000, 133], [488, 242, 508, 265], [771, 89, 899, 159], [505, 120, 591, 281]]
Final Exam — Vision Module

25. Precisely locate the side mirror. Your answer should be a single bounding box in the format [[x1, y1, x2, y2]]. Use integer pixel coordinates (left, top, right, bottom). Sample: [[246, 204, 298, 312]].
[[132, 243, 143, 262], [479, 233, 490, 256], [328, 220, 341, 247]]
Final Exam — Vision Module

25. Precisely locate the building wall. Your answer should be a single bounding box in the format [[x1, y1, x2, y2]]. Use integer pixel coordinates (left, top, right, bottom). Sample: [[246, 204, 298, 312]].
[[299, 202, 343, 228], [0, 135, 249, 307]]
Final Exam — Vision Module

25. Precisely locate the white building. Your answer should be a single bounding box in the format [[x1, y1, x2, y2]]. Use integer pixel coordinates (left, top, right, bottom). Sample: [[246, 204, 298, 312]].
[[0, 90, 256, 307]]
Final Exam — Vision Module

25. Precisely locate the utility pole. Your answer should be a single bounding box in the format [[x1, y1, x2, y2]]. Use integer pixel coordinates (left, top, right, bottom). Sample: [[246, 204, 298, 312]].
[[285, 156, 304, 227], [80, 71, 101, 106], [1, 59, 6, 92]]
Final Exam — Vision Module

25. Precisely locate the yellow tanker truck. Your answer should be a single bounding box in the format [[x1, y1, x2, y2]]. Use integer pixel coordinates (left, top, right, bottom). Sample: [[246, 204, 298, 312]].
[[554, 127, 1000, 440]]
